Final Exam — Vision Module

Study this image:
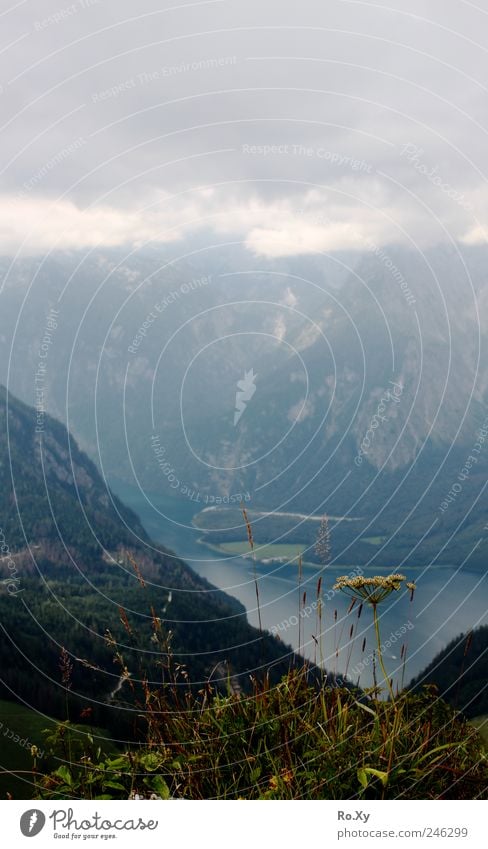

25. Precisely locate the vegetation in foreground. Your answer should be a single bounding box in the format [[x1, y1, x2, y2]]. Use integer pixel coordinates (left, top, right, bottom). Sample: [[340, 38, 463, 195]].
[[25, 570, 488, 801], [30, 670, 487, 801]]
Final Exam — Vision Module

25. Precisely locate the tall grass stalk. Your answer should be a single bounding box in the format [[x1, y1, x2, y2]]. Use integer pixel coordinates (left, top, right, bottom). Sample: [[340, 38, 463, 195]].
[[242, 507, 262, 632]]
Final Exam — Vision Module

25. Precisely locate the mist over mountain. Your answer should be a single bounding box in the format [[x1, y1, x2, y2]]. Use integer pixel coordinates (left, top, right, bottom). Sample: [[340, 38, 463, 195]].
[[1, 239, 488, 567]]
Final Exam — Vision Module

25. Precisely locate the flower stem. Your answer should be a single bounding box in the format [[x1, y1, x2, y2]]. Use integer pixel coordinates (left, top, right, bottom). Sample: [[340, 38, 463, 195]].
[[372, 603, 395, 705]]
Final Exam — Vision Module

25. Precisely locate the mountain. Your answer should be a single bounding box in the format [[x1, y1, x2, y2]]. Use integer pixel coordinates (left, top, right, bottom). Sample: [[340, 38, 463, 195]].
[[409, 627, 488, 718], [0, 385, 294, 732], [1, 240, 488, 567]]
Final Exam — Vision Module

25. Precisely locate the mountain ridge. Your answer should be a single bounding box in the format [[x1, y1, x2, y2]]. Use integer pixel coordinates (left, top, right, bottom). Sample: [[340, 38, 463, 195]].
[[0, 384, 295, 730]]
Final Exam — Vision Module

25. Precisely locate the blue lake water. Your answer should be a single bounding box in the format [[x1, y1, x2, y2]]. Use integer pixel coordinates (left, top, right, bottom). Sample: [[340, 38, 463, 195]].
[[113, 484, 488, 691]]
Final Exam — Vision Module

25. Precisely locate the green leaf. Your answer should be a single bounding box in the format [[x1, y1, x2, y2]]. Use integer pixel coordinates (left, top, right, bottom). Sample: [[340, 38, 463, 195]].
[[417, 743, 457, 764], [367, 768, 389, 787], [54, 765, 73, 786], [105, 756, 130, 770], [357, 767, 389, 788], [145, 775, 171, 799], [103, 780, 126, 792], [141, 753, 162, 772], [250, 767, 262, 783], [354, 700, 377, 718], [357, 768, 368, 789]]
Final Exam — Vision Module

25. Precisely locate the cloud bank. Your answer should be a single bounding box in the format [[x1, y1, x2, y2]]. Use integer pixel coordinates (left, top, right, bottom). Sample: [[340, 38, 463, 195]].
[[0, 0, 487, 256]]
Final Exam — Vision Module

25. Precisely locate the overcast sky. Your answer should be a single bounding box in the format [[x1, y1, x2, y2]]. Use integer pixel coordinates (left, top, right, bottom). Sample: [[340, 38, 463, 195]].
[[1, 0, 487, 256]]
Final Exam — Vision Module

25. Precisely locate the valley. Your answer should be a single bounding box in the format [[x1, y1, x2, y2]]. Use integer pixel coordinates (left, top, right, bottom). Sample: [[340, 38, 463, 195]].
[[111, 483, 488, 692], [1, 0, 488, 808]]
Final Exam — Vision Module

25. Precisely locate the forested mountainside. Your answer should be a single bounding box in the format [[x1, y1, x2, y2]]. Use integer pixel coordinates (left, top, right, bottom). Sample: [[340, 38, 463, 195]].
[[0, 385, 294, 736], [410, 626, 488, 718]]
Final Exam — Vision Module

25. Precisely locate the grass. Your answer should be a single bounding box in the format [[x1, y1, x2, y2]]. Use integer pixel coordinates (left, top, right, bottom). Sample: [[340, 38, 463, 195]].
[[0, 700, 116, 800], [32, 672, 488, 801], [470, 715, 488, 749], [0, 700, 57, 799], [30, 565, 488, 801]]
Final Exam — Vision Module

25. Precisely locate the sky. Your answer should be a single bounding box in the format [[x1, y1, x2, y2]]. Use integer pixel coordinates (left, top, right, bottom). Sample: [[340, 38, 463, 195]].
[[1, 0, 488, 256]]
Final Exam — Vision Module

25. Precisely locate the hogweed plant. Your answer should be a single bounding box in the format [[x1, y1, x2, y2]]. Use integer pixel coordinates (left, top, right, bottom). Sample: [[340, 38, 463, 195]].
[[333, 574, 416, 705]]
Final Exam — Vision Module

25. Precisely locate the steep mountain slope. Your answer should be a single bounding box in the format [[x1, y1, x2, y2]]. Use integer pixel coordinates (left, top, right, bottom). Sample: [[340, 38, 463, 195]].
[[0, 386, 294, 729], [410, 627, 488, 719]]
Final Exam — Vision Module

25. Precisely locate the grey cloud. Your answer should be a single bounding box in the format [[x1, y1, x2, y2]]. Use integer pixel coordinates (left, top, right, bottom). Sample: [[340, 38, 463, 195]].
[[0, 0, 487, 254]]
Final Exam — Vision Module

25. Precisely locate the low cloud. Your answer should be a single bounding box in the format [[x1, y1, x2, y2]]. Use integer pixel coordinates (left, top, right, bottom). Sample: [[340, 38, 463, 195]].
[[1, 0, 488, 256]]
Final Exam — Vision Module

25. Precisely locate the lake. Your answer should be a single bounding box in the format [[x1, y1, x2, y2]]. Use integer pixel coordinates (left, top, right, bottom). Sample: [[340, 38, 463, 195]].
[[113, 483, 488, 691]]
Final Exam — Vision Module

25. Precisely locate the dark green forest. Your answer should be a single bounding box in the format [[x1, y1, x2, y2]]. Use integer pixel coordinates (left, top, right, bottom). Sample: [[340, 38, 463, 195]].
[[410, 627, 488, 718]]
